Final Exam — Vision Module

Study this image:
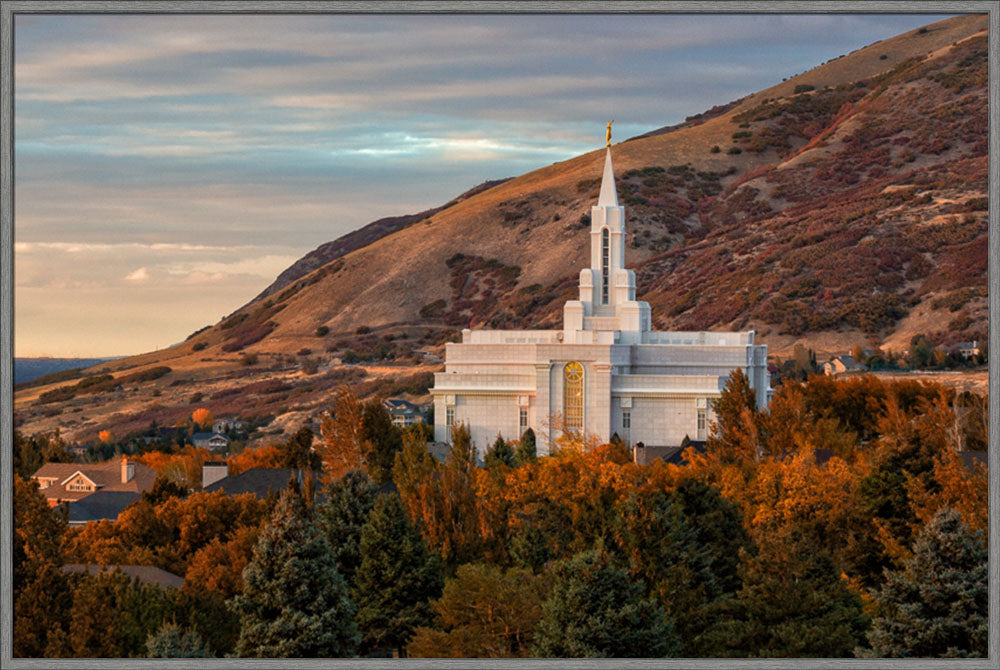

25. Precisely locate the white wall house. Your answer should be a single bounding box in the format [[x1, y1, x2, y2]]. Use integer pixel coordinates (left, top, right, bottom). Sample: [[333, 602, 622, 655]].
[[432, 146, 770, 457]]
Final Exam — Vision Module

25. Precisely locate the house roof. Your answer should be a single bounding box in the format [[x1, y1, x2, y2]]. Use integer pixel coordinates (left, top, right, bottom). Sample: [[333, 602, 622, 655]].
[[191, 432, 229, 442], [61, 564, 184, 590], [32, 460, 157, 502], [383, 398, 421, 413], [203, 467, 320, 499], [66, 490, 140, 524], [633, 441, 706, 466], [960, 450, 987, 471]]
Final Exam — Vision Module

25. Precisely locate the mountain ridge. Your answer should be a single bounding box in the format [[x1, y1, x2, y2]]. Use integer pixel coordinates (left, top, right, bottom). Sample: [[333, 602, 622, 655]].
[[13, 14, 988, 445]]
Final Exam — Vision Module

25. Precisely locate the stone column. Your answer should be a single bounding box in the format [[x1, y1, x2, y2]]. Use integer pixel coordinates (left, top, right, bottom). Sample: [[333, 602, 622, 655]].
[[534, 362, 553, 455]]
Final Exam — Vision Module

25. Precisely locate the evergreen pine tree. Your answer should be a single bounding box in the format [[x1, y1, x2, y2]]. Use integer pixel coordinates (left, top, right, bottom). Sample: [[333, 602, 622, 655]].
[[314, 469, 379, 585], [515, 428, 537, 465], [231, 490, 359, 657], [359, 399, 403, 484], [532, 548, 680, 658], [484, 433, 515, 469], [700, 531, 869, 658], [353, 493, 443, 657], [146, 622, 213, 658], [864, 507, 987, 657]]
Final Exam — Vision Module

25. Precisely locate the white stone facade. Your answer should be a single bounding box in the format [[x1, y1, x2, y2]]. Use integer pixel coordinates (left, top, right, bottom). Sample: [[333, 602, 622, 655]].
[[432, 148, 770, 457]]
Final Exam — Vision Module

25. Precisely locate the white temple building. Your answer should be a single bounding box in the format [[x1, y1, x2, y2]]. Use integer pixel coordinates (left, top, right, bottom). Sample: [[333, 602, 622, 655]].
[[432, 145, 770, 456]]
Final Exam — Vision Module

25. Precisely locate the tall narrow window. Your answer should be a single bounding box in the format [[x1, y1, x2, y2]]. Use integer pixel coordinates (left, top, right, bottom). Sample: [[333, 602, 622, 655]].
[[622, 410, 631, 439], [563, 362, 584, 433], [446, 406, 455, 439], [519, 407, 528, 435], [601, 228, 610, 304]]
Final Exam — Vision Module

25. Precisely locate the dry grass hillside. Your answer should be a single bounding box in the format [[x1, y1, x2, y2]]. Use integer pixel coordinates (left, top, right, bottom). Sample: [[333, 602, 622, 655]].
[[14, 14, 988, 445]]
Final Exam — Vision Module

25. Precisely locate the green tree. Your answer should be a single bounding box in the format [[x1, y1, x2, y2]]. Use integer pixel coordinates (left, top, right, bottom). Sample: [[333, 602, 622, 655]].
[[409, 563, 545, 658], [314, 470, 379, 584], [484, 434, 515, 469], [532, 548, 680, 658], [515, 428, 537, 465], [614, 479, 751, 656], [280, 426, 322, 472], [701, 532, 869, 658], [13, 430, 71, 479], [146, 622, 213, 658], [353, 493, 443, 657], [708, 369, 763, 462], [142, 475, 188, 504], [231, 490, 359, 657], [864, 508, 987, 657], [359, 400, 403, 484]]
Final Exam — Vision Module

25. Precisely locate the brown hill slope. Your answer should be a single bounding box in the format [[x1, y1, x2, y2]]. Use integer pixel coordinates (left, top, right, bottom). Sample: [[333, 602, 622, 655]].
[[14, 14, 988, 444]]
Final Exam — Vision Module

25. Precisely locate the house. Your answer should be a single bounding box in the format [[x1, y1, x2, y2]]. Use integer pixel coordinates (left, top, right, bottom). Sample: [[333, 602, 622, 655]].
[[191, 432, 231, 452], [431, 146, 770, 456], [201, 461, 229, 488], [953, 340, 980, 360], [383, 398, 426, 428], [633, 441, 707, 466], [203, 467, 321, 500], [66, 490, 141, 525], [32, 455, 157, 506], [822, 355, 864, 376], [212, 417, 245, 434], [61, 564, 184, 590]]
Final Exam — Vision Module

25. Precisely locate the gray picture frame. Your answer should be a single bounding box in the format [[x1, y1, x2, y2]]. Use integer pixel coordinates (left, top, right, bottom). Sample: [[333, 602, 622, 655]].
[[1, 1, 997, 668]]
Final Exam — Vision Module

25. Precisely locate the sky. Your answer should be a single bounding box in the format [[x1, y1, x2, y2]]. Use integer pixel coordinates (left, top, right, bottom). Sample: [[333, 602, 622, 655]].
[[13, 12, 955, 357]]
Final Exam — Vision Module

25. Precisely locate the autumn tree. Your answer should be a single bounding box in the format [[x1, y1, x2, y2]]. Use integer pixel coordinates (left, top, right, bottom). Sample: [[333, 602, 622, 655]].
[[864, 508, 987, 658], [358, 399, 403, 484], [408, 563, 545, 658], [318, 386, 365, 481], [279, 426, 322, 473], [13, 475, 71, 657], [232, 490, 359, 657], [353, 493, 443, 657], [191, 408, 214, 430], [532, 548, 680, 658], [98, 429, 113, 444]]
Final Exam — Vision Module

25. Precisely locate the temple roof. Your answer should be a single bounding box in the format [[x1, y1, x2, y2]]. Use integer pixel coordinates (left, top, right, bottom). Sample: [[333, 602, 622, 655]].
[[597, 147, 618, 207]]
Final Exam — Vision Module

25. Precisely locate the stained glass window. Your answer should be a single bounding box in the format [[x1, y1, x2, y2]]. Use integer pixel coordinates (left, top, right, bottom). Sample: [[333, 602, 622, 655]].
[[564, 361, 584, 432]]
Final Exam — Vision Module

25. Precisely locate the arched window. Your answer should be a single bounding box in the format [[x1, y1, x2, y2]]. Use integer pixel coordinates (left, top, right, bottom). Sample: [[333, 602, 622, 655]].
[[563, 362, 584, 432], [601, 228, 610, 304]]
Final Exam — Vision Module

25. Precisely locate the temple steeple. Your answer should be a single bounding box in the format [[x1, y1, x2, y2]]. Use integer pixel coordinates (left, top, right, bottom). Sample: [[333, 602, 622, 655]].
[[562, 135, 652, 343], [597, 148, 618, 207]]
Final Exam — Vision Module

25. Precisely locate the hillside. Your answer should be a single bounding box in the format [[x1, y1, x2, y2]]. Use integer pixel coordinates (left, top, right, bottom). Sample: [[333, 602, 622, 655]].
[[13, 14, 988, 445]]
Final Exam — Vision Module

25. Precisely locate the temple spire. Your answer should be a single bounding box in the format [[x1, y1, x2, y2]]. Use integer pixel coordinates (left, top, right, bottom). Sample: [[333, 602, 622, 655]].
[[597, 147, 618, 207]]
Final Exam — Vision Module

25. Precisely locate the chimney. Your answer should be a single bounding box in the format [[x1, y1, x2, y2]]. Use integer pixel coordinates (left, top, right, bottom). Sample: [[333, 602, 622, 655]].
[[121, 455, 134, 483]]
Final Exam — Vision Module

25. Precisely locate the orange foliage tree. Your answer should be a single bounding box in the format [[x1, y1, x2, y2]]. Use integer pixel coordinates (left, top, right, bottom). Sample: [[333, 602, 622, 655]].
[[318, 386, 366, 482], [98, 430, 112, 444], [134, 446, 216, 489], [225, 444, 284, 476], [191, 408, 214, 429]]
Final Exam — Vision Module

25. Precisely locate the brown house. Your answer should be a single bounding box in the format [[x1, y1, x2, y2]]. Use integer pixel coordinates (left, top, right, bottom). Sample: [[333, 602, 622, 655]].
[[32, 455, 157, 506]]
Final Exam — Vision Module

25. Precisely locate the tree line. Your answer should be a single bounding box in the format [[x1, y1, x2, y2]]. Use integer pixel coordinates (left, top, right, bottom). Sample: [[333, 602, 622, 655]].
[[12, 373, 988, 658]]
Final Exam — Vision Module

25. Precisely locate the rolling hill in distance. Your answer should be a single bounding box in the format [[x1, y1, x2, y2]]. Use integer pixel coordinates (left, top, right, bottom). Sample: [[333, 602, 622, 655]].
[[13, 14, 988, 445]]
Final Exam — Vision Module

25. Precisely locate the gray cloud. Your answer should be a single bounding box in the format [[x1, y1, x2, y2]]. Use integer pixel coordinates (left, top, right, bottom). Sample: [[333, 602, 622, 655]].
[[13, 12, 955, 355]]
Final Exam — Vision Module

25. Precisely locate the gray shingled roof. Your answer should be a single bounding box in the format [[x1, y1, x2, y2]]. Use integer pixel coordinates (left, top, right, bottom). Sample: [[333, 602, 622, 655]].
[[66, 490, 140, 524], [203, 467, 318, 499], [61, 564, 184, 590]]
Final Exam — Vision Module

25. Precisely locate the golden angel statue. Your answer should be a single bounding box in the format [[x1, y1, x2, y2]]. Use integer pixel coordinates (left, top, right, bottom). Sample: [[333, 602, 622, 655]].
[[606, 120, 614, 147]]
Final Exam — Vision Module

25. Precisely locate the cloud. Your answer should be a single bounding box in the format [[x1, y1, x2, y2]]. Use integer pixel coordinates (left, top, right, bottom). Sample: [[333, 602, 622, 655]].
[[124, 266, 149, 282]]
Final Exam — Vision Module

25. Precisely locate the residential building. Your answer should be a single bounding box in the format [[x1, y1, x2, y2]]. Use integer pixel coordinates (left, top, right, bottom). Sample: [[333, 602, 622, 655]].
[[32, 455, 156, 506]]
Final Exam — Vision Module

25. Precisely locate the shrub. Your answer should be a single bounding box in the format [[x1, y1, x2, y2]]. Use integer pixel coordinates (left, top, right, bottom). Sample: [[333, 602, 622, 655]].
[[240, 353, 259, 367], [192, 342, 207, 351], [793, 84, 815, 94], [710, 145, 721, 153], [728, 146, 743, 155], [297, 348, 312, 357], [315, 326, 330, 337], [356, 326, 371, 335]]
